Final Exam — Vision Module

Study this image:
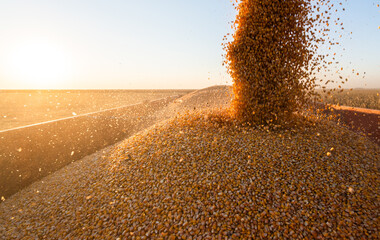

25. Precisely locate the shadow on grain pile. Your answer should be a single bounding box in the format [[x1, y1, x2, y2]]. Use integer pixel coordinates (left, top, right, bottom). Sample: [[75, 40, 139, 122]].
[[1, 86, 379, 239]]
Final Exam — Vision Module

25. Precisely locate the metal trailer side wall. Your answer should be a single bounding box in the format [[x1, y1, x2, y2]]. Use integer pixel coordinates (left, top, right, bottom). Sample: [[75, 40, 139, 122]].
[[0, 96, 177, 199]]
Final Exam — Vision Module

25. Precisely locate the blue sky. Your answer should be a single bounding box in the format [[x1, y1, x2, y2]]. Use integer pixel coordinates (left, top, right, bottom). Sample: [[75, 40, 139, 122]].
[[0, 0, 378, 89], [327, 0, 380, 89]]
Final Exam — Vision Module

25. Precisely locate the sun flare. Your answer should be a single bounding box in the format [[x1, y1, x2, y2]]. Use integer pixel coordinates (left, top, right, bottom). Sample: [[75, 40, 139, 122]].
[[8, 41, 71, 88]]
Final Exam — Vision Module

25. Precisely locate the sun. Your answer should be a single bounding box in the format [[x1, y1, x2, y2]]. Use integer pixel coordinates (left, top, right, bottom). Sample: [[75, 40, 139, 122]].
[[8, 41, 71, 89]]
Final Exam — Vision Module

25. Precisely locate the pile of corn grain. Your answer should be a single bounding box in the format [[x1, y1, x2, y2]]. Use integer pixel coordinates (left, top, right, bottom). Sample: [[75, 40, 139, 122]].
[[1, 110, 378, 239]]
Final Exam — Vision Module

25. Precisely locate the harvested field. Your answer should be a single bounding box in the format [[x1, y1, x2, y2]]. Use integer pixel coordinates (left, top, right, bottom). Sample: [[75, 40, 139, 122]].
[[0, 89, 193, 131], [318, 89, 380, 110], [0, 86, 379, 239]]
